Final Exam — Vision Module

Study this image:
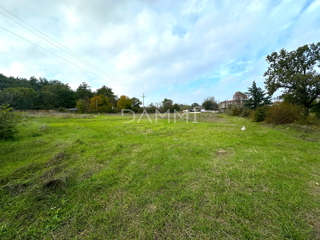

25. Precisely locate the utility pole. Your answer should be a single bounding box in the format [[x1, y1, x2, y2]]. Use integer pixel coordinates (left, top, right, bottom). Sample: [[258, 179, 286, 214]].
[[142, 93, 145, 108]]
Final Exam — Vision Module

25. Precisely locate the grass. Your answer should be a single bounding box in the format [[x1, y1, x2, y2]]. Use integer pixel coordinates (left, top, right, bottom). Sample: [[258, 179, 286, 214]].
[[0, 112, 319, 239]]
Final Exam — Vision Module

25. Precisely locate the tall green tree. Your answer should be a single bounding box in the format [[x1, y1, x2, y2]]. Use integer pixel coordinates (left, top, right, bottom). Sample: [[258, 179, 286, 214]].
[[96, 85, 115, 99], [76, 82, 93, 100], [161, 98, 173, 112], [0, 87, 37, 109], [264, 42, 320, 114], [130, 97, 142, 112], [41, 81, 76, 108], [191, 103, 199, 107], [0, 104, 22, 139], [244, 81, 271, 110]]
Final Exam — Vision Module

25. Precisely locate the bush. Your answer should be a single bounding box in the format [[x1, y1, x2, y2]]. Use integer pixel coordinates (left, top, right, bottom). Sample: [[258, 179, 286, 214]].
[[265, 102, 303, 124], [0, 104, 22, 139], [240, 108, 252, 118], [229, 106, 242, 116], [310, 103, 320, 119], [251, 106, 269, 122], [296, 114, 320, 126]]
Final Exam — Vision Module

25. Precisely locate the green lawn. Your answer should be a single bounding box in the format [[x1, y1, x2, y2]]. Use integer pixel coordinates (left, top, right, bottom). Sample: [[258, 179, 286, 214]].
[[0, 112, 319, 239]]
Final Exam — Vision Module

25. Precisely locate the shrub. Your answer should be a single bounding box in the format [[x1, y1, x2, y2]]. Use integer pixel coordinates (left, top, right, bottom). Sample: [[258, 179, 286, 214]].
[[0, 104, 22, 139], [240, 108, 252, 118], [296, 114, 320, 126], [251, 106, 269, 122], [265, 102, 304, 124], [310, 103, 320, 119], [229, 106, 242, 116]]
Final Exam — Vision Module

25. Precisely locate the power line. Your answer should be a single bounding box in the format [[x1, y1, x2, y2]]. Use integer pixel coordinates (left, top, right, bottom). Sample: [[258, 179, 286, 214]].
[[0, 6, 129, 88], [0, 25, 130, 91], [0, 6, 130, 90]]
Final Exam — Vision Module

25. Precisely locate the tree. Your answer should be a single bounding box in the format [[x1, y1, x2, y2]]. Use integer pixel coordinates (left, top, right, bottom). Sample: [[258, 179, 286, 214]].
[[0, 87, 37, 109], [173, 103, 180, 111], [146, 103, 157, 113], [131, 97, 142, 112], [202, 96, 218, 110], [89, 95, 112, 113], [233, 91, 247, 106], [41, 82, 76, 108], [76, 99, 89, 113], [76, 82, 93, 100], [96, 85, 116, 106], [0, 104, 22, 139], [161, 98, 173, 112], [117, 95, 132, 109], [131, 97, 142, 108], [264, 42, 320, 114], [243, 81, 271, 110], [191, 103, 199, 107]]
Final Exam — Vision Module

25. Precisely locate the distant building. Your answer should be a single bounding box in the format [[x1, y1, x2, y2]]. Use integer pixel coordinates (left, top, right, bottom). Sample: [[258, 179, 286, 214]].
[[218, 100, 237, 110]]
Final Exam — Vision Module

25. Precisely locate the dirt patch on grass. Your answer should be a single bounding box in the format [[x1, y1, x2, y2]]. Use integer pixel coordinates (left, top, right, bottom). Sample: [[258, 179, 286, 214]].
[[47, 152, 69, 166], [43, 178, 66, 191], [306, 211, 320, 240], [40, 166, 64, 179], [215, 149, 233, 159]]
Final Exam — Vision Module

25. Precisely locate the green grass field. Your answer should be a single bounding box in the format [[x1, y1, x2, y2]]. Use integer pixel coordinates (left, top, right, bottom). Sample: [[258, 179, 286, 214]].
[[1, 112, 319, 239]]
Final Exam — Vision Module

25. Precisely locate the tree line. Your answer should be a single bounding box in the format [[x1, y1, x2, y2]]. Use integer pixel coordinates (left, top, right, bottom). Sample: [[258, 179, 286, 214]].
[[0, 73, 220, 113], [0, 74, 141, 112]]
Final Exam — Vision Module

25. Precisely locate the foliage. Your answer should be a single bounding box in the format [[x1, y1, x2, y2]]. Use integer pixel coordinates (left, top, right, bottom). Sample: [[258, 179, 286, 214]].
[[146, 103, 157, 113], [96, 85, 116, 99], [240, 108, 252, 118], [202, 96, 218, 110], [172, 103, 180, 111], [251, 106, 269, 122], [264, 42, 320, 114], [0, 104, 22, 139], [161, 98, 173, 112], [0, 87, 37, 109], [233, 91, 247, 106], [117, 95, 132, 110], [76, 82, 93, 100], [130, 97, 142, 112], [244, 81, 272, 110], [76, 99, 89, 113], [310, 100, 320, 118], [191, 103, 199, 107], [228, 106, 242, 116], [265, 102, 304, 124], [89, 95, 112, 113]]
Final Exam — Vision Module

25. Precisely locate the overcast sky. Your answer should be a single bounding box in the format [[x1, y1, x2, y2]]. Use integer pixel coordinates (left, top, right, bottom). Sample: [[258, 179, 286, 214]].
[[1, 0, 320, 105]]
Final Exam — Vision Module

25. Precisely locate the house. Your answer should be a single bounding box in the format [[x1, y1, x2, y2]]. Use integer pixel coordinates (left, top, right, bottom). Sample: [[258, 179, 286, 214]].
[[218, 100, 237, 110]]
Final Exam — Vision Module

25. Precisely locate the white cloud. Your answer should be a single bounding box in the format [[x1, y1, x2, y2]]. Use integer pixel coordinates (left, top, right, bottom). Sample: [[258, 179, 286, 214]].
[[0, 0, 319, 105]]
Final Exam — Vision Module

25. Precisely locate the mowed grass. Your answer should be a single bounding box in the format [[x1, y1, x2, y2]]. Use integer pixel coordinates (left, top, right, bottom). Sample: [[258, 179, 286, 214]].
[[0, 112, 319, 239]]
